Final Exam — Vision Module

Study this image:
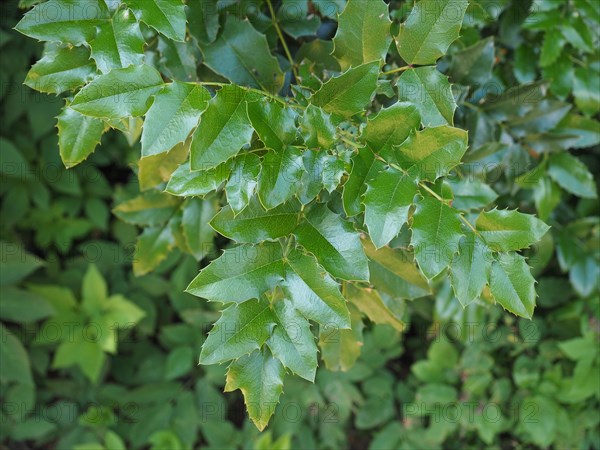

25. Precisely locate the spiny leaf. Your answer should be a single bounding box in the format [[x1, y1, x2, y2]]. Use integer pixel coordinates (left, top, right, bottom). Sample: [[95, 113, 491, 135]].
[[70, 65, 164, 119], [181, 198, 216, 261], [166, 160, 232, 197], [294, 206, 369, 281], [347, 284, 405, 332], [362, 102, 421, 150], [364, 164, 417, 248], [141, 82, 211, 157], [90, 7, 145, 73], [127, 0, 187, 41], [200, 16, 285, 92], [299, 104, 337, 149], [258, 147, 305, 210], [224, 348, 284, 431], [489, 252, 536, 319], [475, 209, 551, 252], [547, 153, 598, 199], [15, 0, 109, 45], [186, 243, 285, 303], [200, 299, 276, 365], [190, 85, 254, 171], [396, 0, 469, 65], [450, 231, 491, 307], [397, 67, 457, 127], [210, 197, 301, 243], [395, 126, 468, 181], [225, 153, 261, 214], [318, 304, 363, 372], [247, 99, 297, 152], [362, 239, 431, 299], [310, 61, 379, 118], [57, 107, 107, 168], [283, 248, 350, 329], [411, 196, 464, 280], [25, 44, 96, 94], [267, 299, 318, 382], [332, 0, 392, 70]]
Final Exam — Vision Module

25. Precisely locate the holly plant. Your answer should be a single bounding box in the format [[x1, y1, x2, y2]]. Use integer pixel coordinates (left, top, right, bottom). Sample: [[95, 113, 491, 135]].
[[16, 0, 552, 429]]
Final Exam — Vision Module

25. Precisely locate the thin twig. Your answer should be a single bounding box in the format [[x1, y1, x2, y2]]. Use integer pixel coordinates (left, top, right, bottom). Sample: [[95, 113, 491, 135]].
[[266, 0, 299, 81]]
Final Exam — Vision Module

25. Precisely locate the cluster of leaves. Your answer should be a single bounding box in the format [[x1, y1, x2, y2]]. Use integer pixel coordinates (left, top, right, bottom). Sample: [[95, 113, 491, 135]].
[[2, 0, 599, 448], [13, 0, 559, 429]]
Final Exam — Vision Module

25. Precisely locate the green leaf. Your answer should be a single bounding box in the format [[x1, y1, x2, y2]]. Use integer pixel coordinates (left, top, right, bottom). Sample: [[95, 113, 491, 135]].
[[449, 37, 495, 84], [547, 153, 597, 199], [200, 299, 275, 364], [70, 65, 164, 119], [113, 191, 179, 226], [553, 113, 600, 149], [157, 36, 200, 82], [181, 198, 216, 260], [299, 104, 337, 149], [475, 209, 551, 252], [82, 264, 108, 315], [411, 196, 464, 279], [258, 147, 305, 210], [299, 150, 344, 203], [186, 243, 285, 303], [489, 253, 536, 318], [347, 284, 405, 331], [133, 224, 175, 276], [318, 304, 363, 371], [190, 85, 254, 171], [25, 44, 96, 94], [397, 67, 456, 127], [573, 67, 600, 116], [141, 82, 210, 157], [450, 232, 491, 306], [225, 153, 261, 214], [57, 107, 107, 168], [224, 348, 284, 431], [396, 0, 469, 65], [127, 0, 187, 41], [363, 240, 431, 299], [362, 102, 421, 149], [187, 0, 219, 45], [200, 17, 285, 92], [166, 160, 232, 197], [364, 165, 417, 248], [294, 206, 369, 281], [138, 141, 189, 191], [210, 197, 301, 243], [0, 323, 33, 385], [332, 0, 392, 70], [246, 99, 297, 151], [267, 298, 318, 381], [0, 242, 44, 286], [310, 61, 379, 118], [539, 30, 563, 68], [53, 340, 106, 383], [15, 0, 109, 45], [0, 287, 55, 323], [283, 248, 350, 329], [395, 126, 468, 181], [165, 346, 194, 380], [447, 178, 498, 211], [90, 7, 145, 73], [343, 145, 378, 217]]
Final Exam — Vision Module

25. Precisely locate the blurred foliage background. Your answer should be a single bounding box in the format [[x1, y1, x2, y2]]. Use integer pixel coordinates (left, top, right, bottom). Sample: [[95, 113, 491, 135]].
[[1, 0, 599, 449]]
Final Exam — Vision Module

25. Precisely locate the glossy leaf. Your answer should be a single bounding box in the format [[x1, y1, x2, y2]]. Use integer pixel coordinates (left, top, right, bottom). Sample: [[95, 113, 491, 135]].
[[57, 107, 106, 168], [258, 147, 305, 210], [396, 0, 469, 65], [411, 196, 464, 279], [186, 243, 285, 303], [310, 61, 379, 118], [225, 153, 261, 214], [547, 153, 597, 199], [489, 253, 536, 318], [90, 7, 145, 73], [246, 99, 297, 151], [397, 67, 456, 127], [294, 206, 369, 281], [70, 65, 164, 119], [190, 85, 254, 171], [210, 197, 301, 243], [476, 209, 551, 252], [224, 348, 284, 431], [127, 0, 187, 41], [450, 232, 491, 306], [332, 0, 392, 70], [141, 82, 210, 157]]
